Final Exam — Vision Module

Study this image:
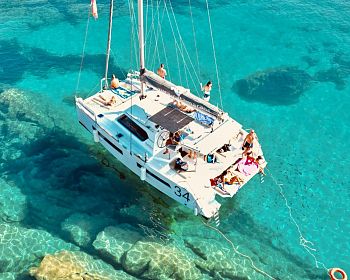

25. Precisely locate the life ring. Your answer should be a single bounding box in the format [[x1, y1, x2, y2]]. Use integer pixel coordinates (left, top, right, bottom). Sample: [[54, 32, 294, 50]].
[[329, 268, 347, 280]]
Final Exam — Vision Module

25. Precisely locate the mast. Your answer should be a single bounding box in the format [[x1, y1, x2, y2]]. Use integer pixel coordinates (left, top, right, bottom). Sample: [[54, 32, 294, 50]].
[[138, 0, 145, 96], [104, 0, 114, 88]]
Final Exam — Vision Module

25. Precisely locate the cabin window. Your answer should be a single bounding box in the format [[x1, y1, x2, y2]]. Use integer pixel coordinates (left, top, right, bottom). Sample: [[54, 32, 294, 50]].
[[117, 114, 148, 142]]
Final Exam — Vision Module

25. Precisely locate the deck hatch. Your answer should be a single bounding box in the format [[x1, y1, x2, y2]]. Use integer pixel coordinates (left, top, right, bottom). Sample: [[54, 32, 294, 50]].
[[149, 107, 193, 133], [117, 114, 148, 141]]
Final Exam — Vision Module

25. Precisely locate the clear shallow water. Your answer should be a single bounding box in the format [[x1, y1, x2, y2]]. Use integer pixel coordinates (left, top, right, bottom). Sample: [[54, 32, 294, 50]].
[[0, 0, 349, 279]]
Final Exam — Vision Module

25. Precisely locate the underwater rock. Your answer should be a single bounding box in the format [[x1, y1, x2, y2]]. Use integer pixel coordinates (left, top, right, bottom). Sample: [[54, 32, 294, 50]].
[[93, 224, 142, 265], [232, 67, 313, 105], [61, 213, 114, 248], [313, 67, 348, 90], [122, 240, 201, 280], [0, 273, 16, 280], [0, 179, 26, 223], [0, 223, 78, 274], [29, 250, 136, 280], [184, 236, 259, 279], [119, 204, 152, 225], [0, 88, 82, 143]]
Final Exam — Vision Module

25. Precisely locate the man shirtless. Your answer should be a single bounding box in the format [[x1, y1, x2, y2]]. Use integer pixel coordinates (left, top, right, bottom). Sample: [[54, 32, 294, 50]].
[[157, 63, 167, 79], [110, 74, 119, 89], [242, 129, 257, 155]]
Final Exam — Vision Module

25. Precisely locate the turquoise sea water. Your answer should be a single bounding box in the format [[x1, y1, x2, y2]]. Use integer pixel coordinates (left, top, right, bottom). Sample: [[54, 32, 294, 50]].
[[0, 0, 349, 279]]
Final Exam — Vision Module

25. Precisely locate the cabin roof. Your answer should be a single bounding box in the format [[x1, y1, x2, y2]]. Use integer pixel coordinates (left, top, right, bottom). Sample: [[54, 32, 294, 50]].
[[149, 107, 194, 133]]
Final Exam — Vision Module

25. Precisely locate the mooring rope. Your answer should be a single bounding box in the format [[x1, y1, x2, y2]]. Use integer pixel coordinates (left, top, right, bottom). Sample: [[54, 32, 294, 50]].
[[266, 167, 329, 272], [203, 221, 277, 280]]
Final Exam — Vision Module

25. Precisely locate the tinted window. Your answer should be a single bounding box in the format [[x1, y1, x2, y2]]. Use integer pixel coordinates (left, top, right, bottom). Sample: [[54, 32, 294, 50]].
[[118, 114, 148, 142]]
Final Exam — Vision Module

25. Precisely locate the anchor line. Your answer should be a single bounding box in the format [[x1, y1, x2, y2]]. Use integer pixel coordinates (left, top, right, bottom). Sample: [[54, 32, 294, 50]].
[[265, 167, 329, 272], [203, 221, 277, 280]]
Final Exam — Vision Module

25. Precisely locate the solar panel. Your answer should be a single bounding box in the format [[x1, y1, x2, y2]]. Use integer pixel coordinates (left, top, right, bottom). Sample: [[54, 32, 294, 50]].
[[149, 107, 193, 133]]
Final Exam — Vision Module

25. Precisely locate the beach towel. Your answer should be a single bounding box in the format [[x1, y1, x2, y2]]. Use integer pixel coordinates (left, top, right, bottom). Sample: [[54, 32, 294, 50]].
[[237, 158, 258, 176], [193, 111, 214, 126]]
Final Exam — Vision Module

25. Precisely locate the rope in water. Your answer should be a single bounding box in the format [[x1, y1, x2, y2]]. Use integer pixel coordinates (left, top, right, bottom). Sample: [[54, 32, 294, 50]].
[[265, 167, 329, 272], [204, 0, 223, 110], [75, 8, 91, 96], [202, 220, 277, 280]]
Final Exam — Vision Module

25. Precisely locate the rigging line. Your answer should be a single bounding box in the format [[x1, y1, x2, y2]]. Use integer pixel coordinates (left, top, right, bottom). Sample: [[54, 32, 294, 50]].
[[149, 0, 158, 70], [110, 49, 127, 77], [181, 43, 190, 89], [163, 0, 182, 84], [145, 0, 149, 60], [205, 0, 223, 110], [132, 0, 140, 68], [174, 44, 182, 85], [157, 3, 170, 79], [266, 167, 329, 272], [87, 81, 101, 97], [145, 0, 157, 61], [202, 221, 277, 280], [150, 0, 162, 71], [75, 8, 91, 96], [167, 0, 202, 86], [163, 0, 198, 94], [148, 0, 155, 68], [128, 0, 139, 68], [188, 0, 201, 76]]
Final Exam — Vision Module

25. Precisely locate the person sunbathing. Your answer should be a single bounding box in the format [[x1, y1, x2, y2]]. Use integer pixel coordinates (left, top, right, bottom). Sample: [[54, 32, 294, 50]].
[[93, 95, 116, 106], [173, 100, 196, 113], [222, 170, 244, 185]]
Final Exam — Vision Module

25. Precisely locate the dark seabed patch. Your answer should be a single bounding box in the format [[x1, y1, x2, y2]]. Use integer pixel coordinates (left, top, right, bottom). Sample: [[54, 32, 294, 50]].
[[0, 39, 127, 86], [301, 56, 319, 68], [313, 53, 350, 90], [232, 67, 313, 105]]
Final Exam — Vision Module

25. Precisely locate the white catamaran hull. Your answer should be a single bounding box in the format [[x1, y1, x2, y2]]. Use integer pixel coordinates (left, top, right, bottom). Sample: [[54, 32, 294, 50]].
[[76, 102, 220, 218]]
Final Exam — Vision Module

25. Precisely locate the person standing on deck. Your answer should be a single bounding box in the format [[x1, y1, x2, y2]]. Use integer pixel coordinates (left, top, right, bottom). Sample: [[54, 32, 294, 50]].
[[202, 81, 212, 102], [157, 64, 167, 79], [110, 74, 119, 89], [242, 129, 258, 156]]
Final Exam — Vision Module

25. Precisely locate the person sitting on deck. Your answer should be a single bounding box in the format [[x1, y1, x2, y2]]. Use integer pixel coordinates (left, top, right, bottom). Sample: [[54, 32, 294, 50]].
[[202, 81, 212, 102], [110, 74, 119, 89], [93, 95, 116, 106], [173, 100, 196, 113], [157, 63, 167, 79], [175, 158, 188, 172], [163, 132, 175, 154], [255, 155, 266, 175]]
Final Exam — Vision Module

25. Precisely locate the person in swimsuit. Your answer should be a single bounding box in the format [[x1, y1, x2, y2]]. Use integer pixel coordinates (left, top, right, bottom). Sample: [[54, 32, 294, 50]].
[[242, 129, 257, 155], [173, 100, 196, 113], [110, 74, 119, 89], [157, 63, 167, 79], [202, 81, 212, 101]]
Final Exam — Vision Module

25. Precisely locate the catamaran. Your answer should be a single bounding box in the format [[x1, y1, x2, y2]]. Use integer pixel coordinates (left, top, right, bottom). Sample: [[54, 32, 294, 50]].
[[75, 0, 266, 222]]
